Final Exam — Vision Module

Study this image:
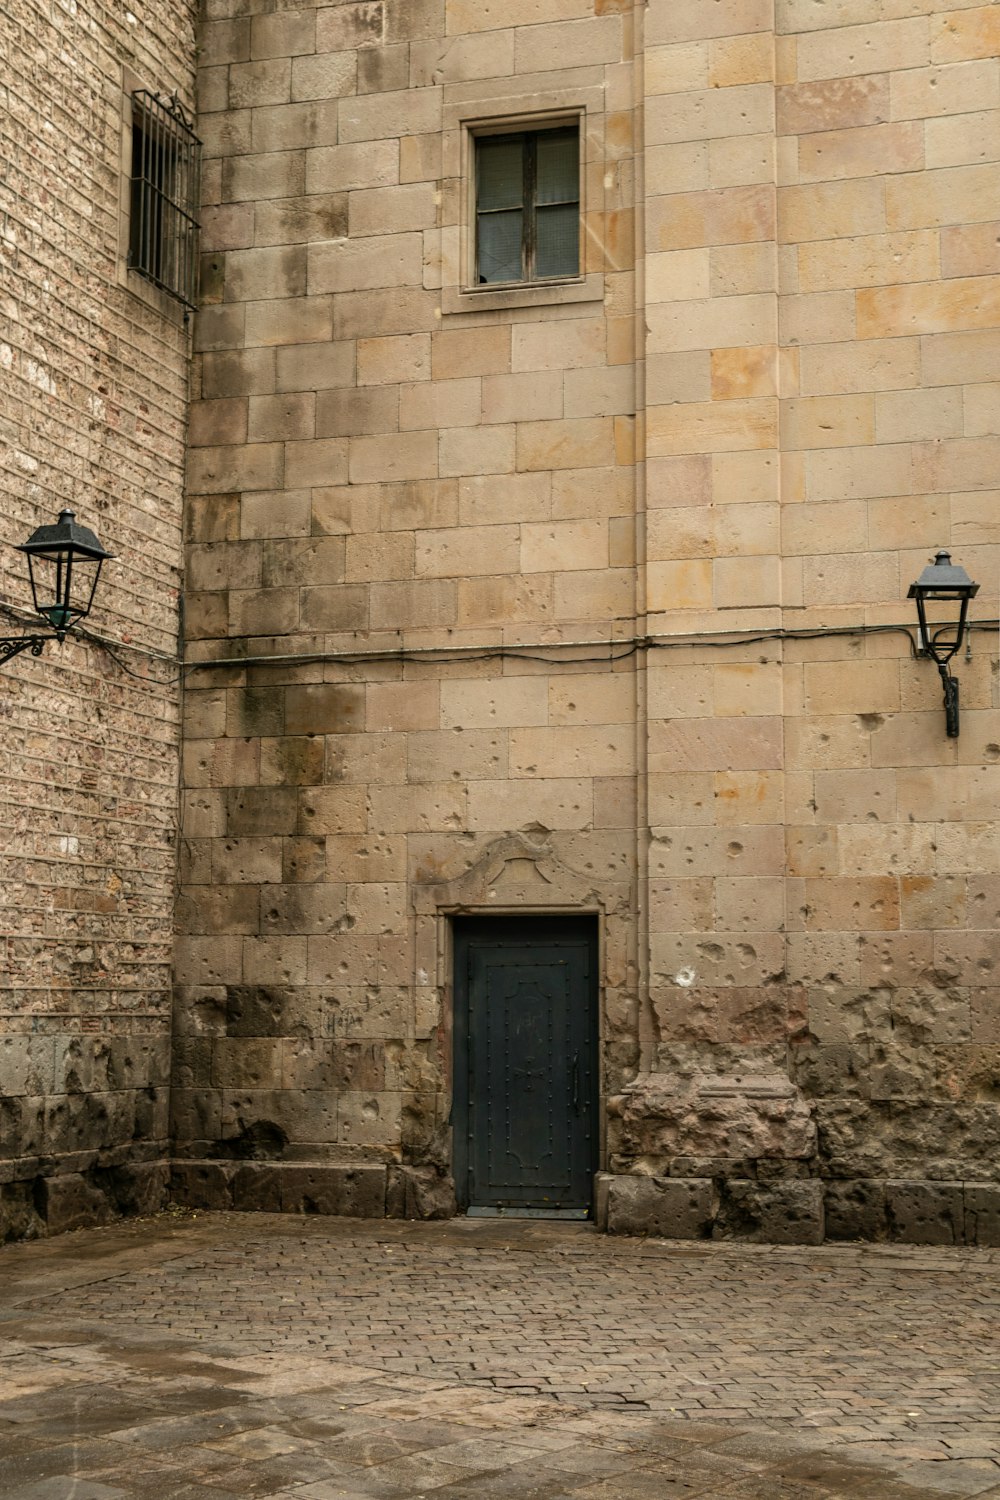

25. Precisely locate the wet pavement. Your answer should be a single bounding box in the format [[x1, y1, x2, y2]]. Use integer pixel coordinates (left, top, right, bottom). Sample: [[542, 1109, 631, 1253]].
[[1, 1211, 998, 1499]]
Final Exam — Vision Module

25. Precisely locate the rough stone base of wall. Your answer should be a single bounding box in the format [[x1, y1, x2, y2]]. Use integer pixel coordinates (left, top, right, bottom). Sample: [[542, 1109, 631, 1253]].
[[169, 1160, 457, 1221], [596, 1174, 1000, 1246], [9, 1162, 997, 1245], [0, 1161, 170, 1242]]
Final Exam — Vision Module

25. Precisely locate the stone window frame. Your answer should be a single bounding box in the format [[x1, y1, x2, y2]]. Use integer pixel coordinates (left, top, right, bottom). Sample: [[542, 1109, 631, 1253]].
[[439, 81, 606, 318], [117, 66, 196, 324]]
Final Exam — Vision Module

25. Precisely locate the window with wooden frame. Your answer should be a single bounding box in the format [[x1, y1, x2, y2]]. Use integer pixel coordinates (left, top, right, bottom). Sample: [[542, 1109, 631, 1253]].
[[128, 90, 201, 309], [475, 124, 581, 287]]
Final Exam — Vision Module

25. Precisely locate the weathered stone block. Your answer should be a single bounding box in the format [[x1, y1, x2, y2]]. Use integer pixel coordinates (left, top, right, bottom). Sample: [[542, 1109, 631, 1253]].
[[212, 1039, 282, 1090], [401, 1166, 457, 1221], [667, 1155, 756, 1179], [964, 1184, 1000, 1247], [45, 1091, 137, 1157], [386, 1164, 407, 1219], [284, 684, 364, 736], [171, 1088, 223, 1146], [281, 1164, 386, 1217], [224, 986, 290, 1037], [606, 1175, 717, 1239], [173, 987, 229, 1038], [886, 1180, 964, 1245], [611, 1066, 818, 1169], [0, 1182, 45, 1244], [714, 1180, 825, 1245], [102, 1163, 170, 1218], [59, 1037, 114, 1094], [36, 1174, 115, 1235], [225, 786, 297, 835], [824, 1179, 888, 1241], [172, 1039, 213, 1089], [170, 1161, 235, 1211], [233, 1163, 283, 1212], [0, 1038, 56, 1098], [134, 1089, 170, 1146]]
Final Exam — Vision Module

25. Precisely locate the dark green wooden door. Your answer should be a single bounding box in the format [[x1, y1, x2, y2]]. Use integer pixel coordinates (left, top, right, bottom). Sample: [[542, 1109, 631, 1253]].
[[453, 916, 598, 1213]]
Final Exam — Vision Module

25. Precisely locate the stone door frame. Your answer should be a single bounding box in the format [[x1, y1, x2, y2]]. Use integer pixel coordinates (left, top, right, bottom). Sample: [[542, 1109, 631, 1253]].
[[412, 832, 630, 1195]]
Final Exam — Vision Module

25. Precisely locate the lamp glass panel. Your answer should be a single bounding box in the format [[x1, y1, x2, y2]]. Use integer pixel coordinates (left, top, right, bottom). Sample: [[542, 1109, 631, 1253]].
[[27, 550, 101, 631], [914, 590, 969, 660]]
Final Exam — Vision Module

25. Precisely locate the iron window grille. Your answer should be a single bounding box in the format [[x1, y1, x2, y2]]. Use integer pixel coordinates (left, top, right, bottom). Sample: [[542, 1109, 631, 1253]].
[[475, 124, 580, 286], [128, 90, 201, 309]]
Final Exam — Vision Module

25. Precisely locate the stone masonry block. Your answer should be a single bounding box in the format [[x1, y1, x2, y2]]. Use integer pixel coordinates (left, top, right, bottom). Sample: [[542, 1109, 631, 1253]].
[[823, 1179, 888, 1242], [400, 1166, 457, 1221], [233, 1163, 283, 1212], [886, 1180, 965, 1246], [36, 1174, 116, 1235], [284, 684, 364, 736], [0, 1182, 45, 1245], [386, 1164, 407, 1219], [281, 1164, 387, 1217], [964, 1184, 1000, 1247], [170, 1161, 235, 1211], [714, 1180, 825, 1245], [0, 1037, 57, 1098], [171, 1085, 223, 1148], [606, 1175, 717, 1239], [101, 1163, 170, 1218]]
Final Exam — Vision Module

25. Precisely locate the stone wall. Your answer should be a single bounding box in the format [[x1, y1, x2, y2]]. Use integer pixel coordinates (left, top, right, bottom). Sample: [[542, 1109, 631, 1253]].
[[626, 0, 1000, 1245], [176, 0, 996, 1245], [175, 0, 641, 1205], [0, 0, 196, 1238]]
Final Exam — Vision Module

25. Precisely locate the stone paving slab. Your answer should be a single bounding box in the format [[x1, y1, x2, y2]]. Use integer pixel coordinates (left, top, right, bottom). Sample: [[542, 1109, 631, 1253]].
[[1, 1212, 998, 1499]]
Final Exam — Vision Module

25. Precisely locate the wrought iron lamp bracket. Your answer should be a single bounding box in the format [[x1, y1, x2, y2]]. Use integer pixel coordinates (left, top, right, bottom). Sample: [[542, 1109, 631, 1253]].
[[936, 660, 961, 739], [0, 635, 51, 667]]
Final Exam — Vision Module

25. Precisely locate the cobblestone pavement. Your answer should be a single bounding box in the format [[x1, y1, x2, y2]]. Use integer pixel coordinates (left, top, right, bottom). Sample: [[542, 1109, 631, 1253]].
[[1, 1213, 998, 1500]]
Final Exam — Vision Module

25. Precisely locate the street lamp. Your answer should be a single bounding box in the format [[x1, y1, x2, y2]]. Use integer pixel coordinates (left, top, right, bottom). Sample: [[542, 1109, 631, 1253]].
[[907, 550, 979, 739], [2, 510, 114, 667]]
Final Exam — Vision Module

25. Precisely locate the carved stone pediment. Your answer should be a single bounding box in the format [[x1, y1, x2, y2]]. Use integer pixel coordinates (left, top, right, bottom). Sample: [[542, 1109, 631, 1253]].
[[413, 831, 619, 916]]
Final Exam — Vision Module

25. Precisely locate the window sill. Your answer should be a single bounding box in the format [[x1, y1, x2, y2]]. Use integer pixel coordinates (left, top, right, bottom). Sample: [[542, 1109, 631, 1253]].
[[441, 272, 603, 317], [124, 266, 191, 325]]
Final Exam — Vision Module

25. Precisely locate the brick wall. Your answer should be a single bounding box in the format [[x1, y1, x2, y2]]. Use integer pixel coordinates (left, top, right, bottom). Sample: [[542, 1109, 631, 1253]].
[[0, 0, 196, 1238]]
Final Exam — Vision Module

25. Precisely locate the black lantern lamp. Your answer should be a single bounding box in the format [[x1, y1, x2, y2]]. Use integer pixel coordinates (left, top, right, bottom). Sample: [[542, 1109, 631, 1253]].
[[2, 509, 114, 666], [907, 550, 979, 738]]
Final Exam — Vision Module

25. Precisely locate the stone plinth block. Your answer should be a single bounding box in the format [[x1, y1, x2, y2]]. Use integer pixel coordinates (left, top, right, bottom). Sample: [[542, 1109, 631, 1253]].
[[824, 1179, 888, 1242], [714, 1180, 825, 1245], [0, 1182, 45, 1244], [605, 1175, 717, 1239], [886, 1180, 965, 1245], [171, 1161, 235, 1211], [102, 1163, 170, 1219], [399, 1166, 457, 1220], [965, 1184, 1000, 1247], [233, 1164, 282, 1212], [280, 1164, 386, 1217], [36, 1174, 117, 1235]]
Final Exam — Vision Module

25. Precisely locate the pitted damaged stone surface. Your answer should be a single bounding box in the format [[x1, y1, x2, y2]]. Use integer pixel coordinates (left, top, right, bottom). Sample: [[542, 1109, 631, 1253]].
[[3, 1213, 999, 1498]]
